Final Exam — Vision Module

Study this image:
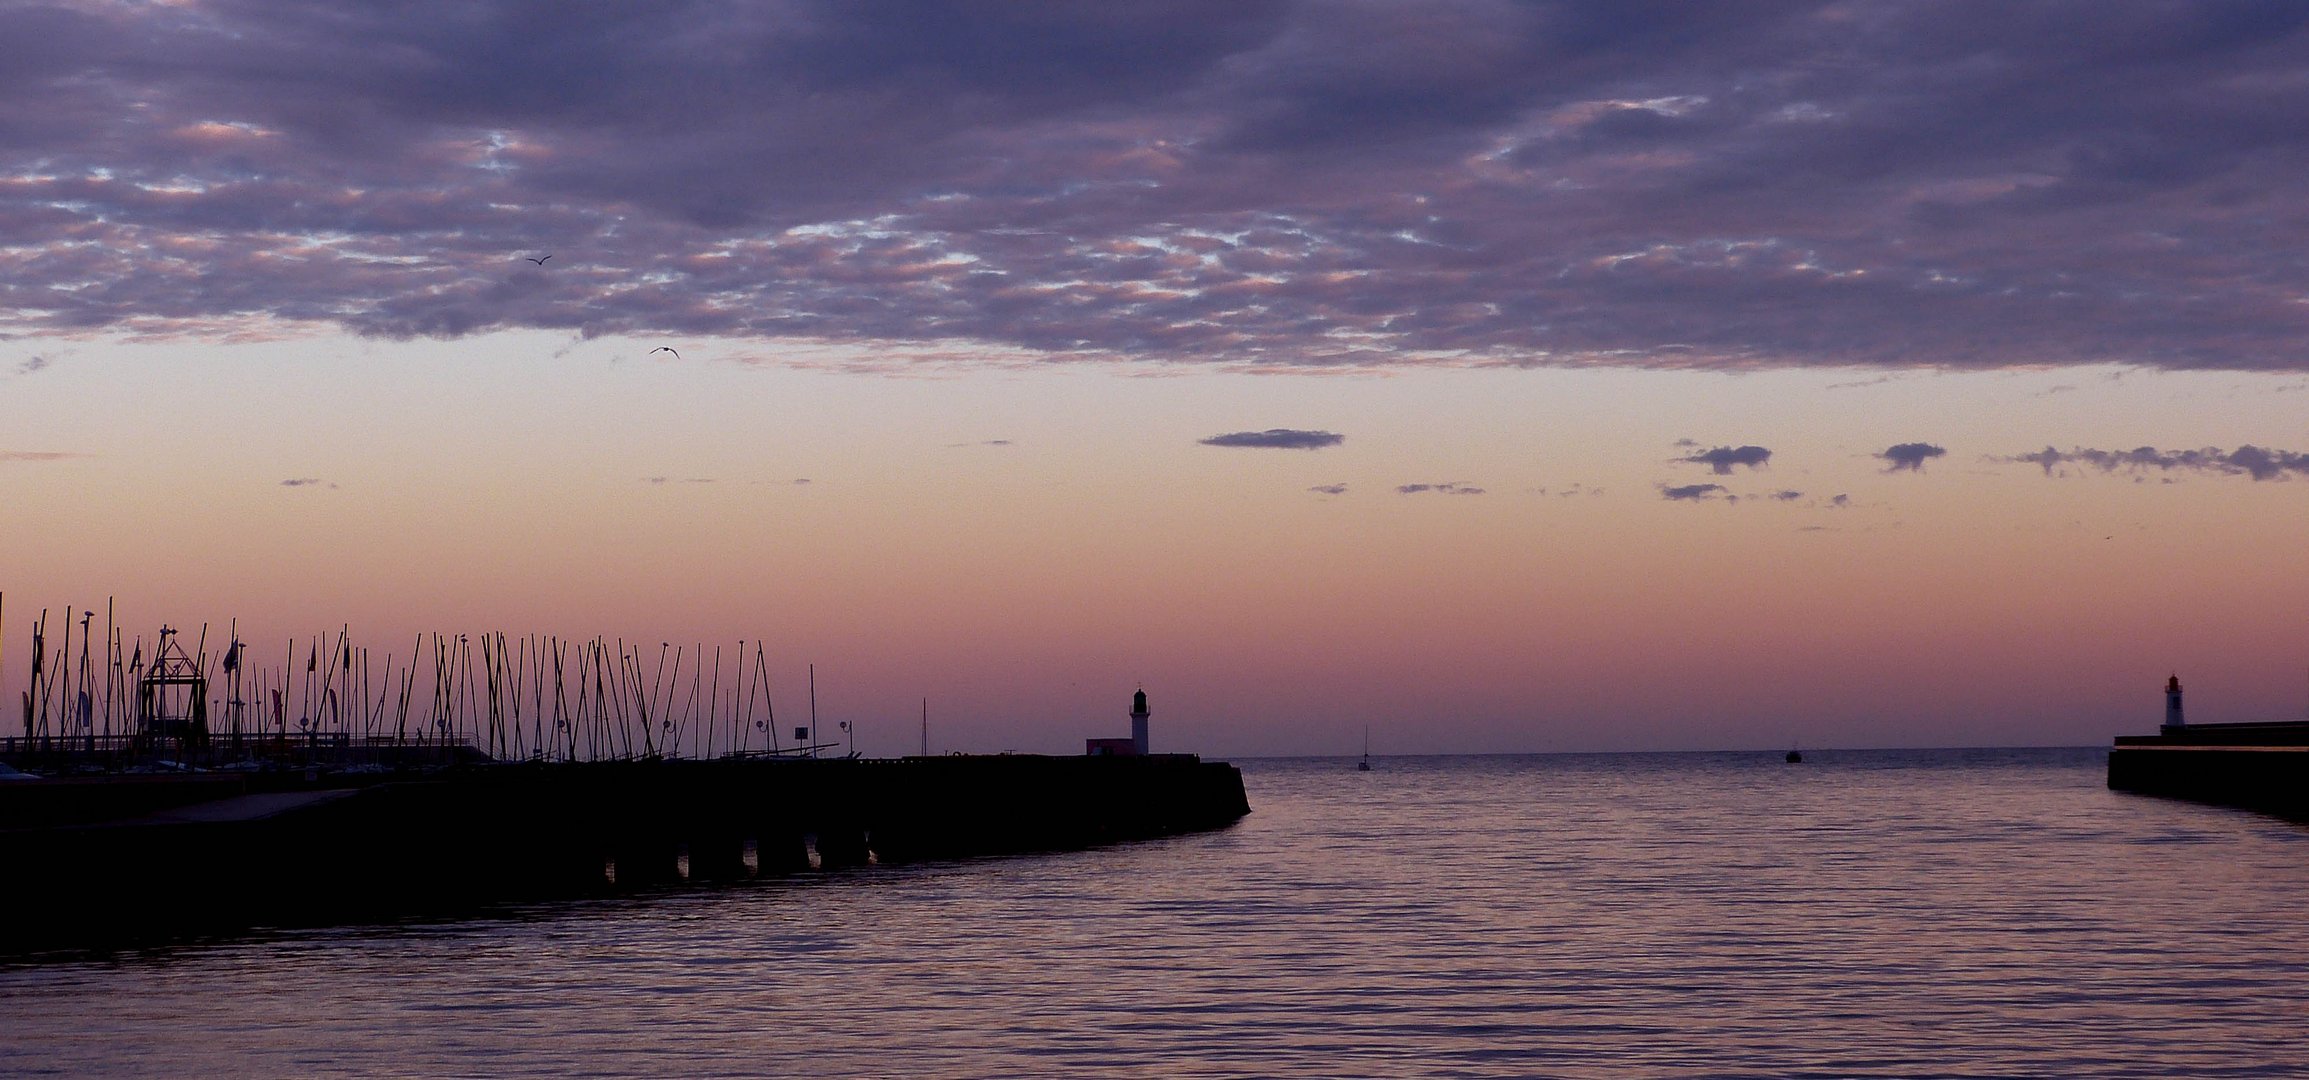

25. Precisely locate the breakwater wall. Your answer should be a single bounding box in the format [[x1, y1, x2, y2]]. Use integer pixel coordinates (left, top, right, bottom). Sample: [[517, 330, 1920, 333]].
[[0, 754, 1250, 950], [2108, 721, 2309, 821]]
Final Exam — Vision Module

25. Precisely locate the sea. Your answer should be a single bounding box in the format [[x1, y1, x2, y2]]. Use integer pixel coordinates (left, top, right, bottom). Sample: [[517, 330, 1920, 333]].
[[4, 748, 2306, 1078]]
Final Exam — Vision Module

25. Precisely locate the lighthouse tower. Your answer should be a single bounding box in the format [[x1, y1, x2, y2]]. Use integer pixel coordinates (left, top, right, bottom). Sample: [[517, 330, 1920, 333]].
[[2163, 674, 2186, 733], [1131, 688, 1150, 755]]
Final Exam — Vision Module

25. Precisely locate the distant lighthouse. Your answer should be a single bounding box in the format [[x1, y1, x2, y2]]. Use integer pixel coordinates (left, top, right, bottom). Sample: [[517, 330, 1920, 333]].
[[2163, 674, 2185, 733], [1131, 688, 1150, 755]]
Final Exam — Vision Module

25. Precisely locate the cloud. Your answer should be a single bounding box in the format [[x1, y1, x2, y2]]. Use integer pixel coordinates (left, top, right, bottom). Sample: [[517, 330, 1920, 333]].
[[1, 450, 81, 463], [1881, 443, 1947, 472], [279, 477, 325, 487], [1308, 483, 1348, 495], [6, 4, 2309, 372], [1681, 445, 1772, 474], [2007, 444, 2309, 481], [1201, 429, 1344, 450], [1660, 483, 1726, 501], [1829, 493, 1850, 507], [1769, 490, 1803, 501], [17, 356, 50, 375], [644, 476, 716, 485], [1397, 482, 1484, 496]]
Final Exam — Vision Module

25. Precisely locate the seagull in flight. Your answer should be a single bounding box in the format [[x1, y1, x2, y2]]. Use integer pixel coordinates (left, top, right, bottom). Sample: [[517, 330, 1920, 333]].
[[525, 254, 551, 265], [650, 346, 681, 359]]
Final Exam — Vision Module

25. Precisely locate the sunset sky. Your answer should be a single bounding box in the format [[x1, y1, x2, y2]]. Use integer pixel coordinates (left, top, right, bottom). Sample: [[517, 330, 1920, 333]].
[[5, 2, 2308, 756]]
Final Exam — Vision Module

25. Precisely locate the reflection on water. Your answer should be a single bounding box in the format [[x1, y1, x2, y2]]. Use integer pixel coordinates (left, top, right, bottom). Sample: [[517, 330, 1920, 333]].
[[5, 749, 2306, 1077]]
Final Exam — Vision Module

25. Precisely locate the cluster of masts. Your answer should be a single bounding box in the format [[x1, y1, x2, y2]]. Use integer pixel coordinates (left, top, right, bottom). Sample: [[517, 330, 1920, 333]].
[[3, 596, 835, 764]]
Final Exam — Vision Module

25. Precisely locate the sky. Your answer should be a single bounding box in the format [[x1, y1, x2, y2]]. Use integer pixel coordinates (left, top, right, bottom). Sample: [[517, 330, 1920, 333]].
[[4, 1, 2309, 756]]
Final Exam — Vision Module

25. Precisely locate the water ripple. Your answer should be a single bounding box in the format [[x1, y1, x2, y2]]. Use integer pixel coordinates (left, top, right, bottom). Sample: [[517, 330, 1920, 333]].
[[4, 749, 2307, 1077]]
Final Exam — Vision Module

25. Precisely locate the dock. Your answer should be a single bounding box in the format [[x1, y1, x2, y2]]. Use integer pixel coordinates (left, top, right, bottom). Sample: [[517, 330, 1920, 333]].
[[2107, 674, 2309, 820], [0, 610, 1253, 950], [2108, 721, 2309, 821], [0, 753, 1251, 951]]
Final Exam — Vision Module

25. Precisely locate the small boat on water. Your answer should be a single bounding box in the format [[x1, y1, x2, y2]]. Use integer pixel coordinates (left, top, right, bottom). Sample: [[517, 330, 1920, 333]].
[[1357, 725, 1372, 771], [1785, 748, 1803, 764]]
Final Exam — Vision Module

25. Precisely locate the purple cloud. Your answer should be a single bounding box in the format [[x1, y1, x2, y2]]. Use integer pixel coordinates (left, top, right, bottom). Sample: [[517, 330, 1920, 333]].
[[1397, 482, 1484, 496], [1682, 445, 1772, 474], [279, 477, 324, 487], [1881, 443, 1947, 472], [2008, 444, 2309, 481], [5, 4, 2309, 371], [1202, 429, 1344, 450], [2, 450, 80, 463], [1308, 483, 1348, 495], [1661, 483, 1727, 502]]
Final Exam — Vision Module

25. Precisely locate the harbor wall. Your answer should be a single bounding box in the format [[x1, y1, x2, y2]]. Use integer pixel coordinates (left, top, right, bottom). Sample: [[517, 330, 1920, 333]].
[[2107, 744, 2309, 821], [2108, 718, 2309, 821], [0, 754, 1250, 950]]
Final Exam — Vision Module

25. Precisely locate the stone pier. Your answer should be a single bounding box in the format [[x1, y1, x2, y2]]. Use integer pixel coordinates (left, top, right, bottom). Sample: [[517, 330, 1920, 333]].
[[0, 753, 1250, 950]]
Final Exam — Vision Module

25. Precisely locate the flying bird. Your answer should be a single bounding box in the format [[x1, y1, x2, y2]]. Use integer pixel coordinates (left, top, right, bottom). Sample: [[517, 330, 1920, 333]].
[[524, 254, 551, 265], [650, 346, 681, 359]]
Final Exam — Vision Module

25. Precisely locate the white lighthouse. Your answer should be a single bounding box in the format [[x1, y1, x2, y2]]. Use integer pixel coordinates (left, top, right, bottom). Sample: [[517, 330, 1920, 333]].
[[2163, 674, 2185, 733], [1131, 688, 1150, 755]]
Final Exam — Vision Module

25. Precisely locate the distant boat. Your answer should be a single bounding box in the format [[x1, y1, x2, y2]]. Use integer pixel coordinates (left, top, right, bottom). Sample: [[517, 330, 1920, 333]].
[[1785, 748, 1803, 764], [1358, 725, 1372, 771]]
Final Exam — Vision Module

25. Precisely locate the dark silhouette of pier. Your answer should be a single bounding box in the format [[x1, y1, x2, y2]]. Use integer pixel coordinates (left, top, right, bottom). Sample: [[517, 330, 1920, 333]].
[[2107, 675, 2309, 821], [2108, 723, 2309, 821], [0, 606, 1249, 951], [0, 753, 1250, 951]]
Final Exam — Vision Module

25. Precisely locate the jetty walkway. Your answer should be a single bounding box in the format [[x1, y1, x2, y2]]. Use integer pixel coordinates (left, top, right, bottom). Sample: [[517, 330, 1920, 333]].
[[0, 753, 1250, 950]]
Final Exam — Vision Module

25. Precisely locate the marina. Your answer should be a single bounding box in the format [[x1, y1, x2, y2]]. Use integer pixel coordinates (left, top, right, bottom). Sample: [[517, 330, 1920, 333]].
[[0, 605, 1250, 952], [3, 599, 867, 768]]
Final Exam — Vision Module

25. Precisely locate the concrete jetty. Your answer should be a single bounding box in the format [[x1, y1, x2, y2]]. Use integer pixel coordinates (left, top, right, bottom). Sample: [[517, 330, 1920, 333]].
[[2108, 726, 2309, 820], [0, 753, 1250, 951], [2107, 675, 2309, 820]]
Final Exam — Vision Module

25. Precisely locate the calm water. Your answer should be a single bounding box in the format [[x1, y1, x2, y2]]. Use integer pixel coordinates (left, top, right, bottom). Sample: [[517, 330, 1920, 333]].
[[5, 748, 2306, 1078]]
